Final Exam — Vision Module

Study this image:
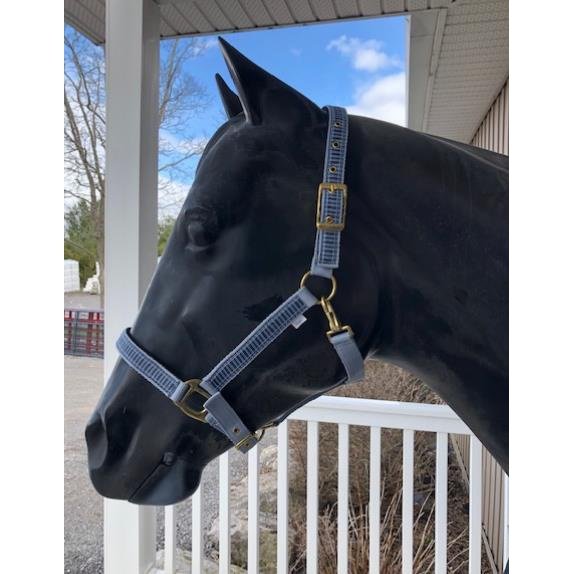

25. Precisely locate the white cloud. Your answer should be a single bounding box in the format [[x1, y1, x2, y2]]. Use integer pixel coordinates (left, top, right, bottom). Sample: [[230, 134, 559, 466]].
[[327, 35, 401, 72], [347, 72, 406, 126], [203, 38, 218, 50]]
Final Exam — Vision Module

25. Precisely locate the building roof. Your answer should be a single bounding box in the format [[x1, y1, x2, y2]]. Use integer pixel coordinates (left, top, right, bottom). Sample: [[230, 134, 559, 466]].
[[408, 0, 508, 142], [64, 0, 508, 143]]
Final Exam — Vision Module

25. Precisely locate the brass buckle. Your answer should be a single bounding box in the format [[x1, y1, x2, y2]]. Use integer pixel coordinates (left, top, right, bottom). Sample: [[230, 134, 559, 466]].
[[316, 182, 347, 231], [235, 421, 274, 451], [235, 428, 266, 451], [175, 379, 210, 423]]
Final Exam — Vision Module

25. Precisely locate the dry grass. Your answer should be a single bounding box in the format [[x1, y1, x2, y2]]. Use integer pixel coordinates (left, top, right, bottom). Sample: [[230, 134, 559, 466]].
[[285, 360, 490, 573]]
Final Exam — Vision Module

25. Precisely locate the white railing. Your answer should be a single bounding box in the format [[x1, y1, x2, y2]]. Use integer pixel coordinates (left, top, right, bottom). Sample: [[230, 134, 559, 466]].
[[152, 396, 506, 574]]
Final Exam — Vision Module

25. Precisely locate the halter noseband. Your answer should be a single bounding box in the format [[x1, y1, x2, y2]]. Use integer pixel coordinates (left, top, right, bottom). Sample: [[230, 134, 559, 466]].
[[116, 107, 364, 452]]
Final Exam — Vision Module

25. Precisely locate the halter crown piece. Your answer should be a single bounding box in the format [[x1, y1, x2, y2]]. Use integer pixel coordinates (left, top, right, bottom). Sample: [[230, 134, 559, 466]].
[[116, 107, 364, 452]]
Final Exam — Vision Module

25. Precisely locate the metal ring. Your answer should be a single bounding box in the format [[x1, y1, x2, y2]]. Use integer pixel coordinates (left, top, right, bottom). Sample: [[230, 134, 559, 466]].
[[300, 271, 337, 301]]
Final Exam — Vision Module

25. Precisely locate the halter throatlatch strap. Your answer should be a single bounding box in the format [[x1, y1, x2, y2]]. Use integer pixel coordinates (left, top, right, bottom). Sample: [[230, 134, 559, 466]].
[[115, 106, 364, 453]]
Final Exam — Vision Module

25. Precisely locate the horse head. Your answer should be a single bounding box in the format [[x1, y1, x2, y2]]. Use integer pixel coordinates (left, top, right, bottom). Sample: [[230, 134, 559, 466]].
[[86, 40, 379, 504]]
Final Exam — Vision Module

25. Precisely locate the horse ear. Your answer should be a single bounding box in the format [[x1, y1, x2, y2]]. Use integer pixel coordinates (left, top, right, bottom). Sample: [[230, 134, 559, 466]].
[[218, 37, 321, 125], [215, 73, 243, 119]]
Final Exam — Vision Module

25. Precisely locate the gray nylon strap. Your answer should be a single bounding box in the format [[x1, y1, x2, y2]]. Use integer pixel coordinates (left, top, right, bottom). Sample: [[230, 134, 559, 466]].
[[201, 287, 317, 395], [311, 106, 349, 278], [117, 329, 182, 401], [323, 107, 349, 186], [115, 106, 365, 453], [204, 393, 258, 453], [329, 331, 364, 383]]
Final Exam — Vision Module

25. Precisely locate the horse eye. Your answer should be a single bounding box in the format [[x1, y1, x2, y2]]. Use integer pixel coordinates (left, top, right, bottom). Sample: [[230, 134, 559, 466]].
[[183, 206, 219, 248], [186, 219, 217, 247]]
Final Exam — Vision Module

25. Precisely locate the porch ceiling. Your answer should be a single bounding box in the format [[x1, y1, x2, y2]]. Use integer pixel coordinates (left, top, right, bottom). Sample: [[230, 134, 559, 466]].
[[64, 0, 508, 143], [408, 0, 508, 142], [64, 0, 455, 44]]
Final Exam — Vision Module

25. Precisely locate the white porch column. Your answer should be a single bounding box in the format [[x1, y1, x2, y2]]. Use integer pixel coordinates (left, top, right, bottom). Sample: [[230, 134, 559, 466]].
[[104, 0, 159, 572]]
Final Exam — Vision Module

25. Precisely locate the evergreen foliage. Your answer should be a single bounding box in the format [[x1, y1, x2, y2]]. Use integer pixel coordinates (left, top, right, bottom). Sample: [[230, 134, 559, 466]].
[[64, 201, 176, 287], [64, 199, 98, 287], [158, 216, 176, 256]]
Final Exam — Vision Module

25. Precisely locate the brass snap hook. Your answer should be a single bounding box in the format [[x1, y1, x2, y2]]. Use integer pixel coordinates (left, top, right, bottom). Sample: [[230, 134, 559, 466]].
[[319, 297, 352, 338]]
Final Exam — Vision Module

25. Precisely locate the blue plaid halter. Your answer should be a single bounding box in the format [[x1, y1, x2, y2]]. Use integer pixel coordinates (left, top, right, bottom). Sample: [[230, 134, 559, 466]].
[[116, 107, 364, 452]]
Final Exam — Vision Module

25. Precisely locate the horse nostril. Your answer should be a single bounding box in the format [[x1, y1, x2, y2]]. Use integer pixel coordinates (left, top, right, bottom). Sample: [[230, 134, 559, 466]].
[[162, 452, 176, 466]]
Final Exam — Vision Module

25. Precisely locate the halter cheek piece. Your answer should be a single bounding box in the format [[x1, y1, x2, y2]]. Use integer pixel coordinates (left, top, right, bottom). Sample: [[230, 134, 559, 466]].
[[116, 107, 364, 453]]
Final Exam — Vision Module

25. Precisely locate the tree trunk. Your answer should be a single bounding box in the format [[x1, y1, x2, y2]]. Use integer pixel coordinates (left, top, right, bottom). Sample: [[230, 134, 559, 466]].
[[97, 199, 105, 308]]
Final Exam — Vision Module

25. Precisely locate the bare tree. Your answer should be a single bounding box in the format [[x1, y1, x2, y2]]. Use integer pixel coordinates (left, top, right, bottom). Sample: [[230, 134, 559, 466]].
[[64, 28, 210, 303]]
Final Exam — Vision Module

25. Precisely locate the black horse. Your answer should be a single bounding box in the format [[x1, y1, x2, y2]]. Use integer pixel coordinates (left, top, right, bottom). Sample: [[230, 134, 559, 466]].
[[86, 39, 508, 506]]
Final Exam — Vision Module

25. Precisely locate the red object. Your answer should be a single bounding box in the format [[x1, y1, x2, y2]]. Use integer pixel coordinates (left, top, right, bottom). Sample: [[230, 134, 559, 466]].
[[64, 308, 104, 358]]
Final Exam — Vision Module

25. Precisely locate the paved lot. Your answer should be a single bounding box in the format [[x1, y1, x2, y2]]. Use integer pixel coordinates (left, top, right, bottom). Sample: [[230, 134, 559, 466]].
[[64, 356, 104, 573], [65, 355, 275, 573], [65, 292, 102, 310]]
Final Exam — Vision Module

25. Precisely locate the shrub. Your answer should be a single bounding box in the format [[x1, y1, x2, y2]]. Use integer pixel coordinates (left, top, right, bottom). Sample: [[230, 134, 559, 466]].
[[286, 361, 489, 572]]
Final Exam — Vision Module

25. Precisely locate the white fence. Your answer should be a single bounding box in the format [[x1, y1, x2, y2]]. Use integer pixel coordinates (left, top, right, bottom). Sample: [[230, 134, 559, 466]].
[[121, 396, 508, 574]]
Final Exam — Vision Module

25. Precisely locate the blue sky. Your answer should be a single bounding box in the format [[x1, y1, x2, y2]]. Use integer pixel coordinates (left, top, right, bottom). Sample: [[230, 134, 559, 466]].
[[159, 16, 407, 210], [182, 16, 406, 135]]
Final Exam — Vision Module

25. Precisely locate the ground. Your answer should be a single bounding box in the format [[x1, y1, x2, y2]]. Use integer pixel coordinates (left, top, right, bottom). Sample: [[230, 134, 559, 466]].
[[65, 356, 104, 573], [65, 292, 102, 310]]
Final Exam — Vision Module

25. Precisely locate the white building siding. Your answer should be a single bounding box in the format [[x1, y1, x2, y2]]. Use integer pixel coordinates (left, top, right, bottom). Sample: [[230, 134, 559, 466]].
[[453, 79, 509, 574], [471, 80, 509, 154], [453, 433, 507, 573]]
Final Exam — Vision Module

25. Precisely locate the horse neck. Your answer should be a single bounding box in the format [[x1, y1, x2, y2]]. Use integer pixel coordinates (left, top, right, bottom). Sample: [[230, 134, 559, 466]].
[[348, 117, 509, 471]]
